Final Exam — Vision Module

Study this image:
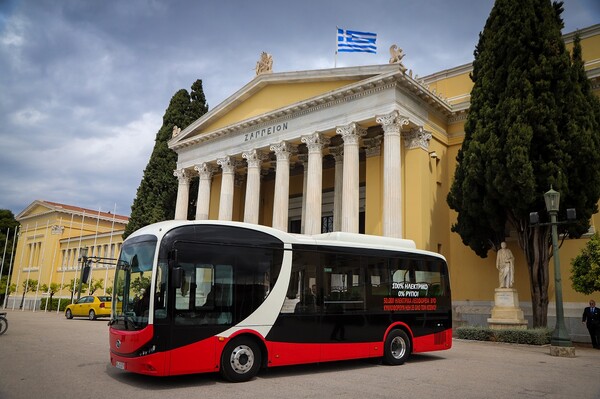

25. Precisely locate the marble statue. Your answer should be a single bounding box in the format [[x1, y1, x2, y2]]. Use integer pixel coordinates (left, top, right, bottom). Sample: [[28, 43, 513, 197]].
[[255, 52, 273, 75], [389, 45, 407, 73], [496, 242, 515, 288]]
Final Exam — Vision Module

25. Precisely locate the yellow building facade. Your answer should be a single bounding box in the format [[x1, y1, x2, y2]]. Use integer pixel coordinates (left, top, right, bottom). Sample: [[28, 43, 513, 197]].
[[6, 200, 128, 309], [168, 25, 600, 342]]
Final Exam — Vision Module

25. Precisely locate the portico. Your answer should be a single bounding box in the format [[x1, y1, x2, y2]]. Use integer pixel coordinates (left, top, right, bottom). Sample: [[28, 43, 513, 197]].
[[169, 64, 451, 247]]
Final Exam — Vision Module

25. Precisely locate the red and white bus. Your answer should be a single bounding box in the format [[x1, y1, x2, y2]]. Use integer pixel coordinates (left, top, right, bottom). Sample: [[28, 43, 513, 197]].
[[109, 220, 452, 382]]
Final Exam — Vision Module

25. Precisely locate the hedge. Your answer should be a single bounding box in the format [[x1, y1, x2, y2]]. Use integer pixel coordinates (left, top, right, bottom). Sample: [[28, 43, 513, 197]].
[[39, 297, 72, 312], [456, 326, 552, 345]]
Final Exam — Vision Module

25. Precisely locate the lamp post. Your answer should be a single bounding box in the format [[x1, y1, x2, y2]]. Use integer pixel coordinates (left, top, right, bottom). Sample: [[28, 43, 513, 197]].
[[543, 187, 574, 355]]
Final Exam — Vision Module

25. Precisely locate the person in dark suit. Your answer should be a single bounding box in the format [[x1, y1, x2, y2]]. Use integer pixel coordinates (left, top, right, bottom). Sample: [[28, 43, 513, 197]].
[[582, 299, 600, 349]]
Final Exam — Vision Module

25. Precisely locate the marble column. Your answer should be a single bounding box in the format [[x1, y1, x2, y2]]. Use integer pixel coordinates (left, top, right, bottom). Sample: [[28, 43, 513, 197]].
[[337, 122, 367, 233], [217, 156, 237, 221], [376, 111, 409, 238], [298, 154, 308, 234], [194, 162, 217, 220], [363, 135, 383, 235], [329, 146, 344, 232], [242, 149, 265, 224], [301, 132, 330, 235], [174, 168, 190, 220], [270, 141, 296, 231]]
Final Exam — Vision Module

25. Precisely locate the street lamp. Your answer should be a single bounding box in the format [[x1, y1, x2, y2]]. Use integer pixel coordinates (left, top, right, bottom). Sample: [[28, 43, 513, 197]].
[[543, 186, 574, 354]]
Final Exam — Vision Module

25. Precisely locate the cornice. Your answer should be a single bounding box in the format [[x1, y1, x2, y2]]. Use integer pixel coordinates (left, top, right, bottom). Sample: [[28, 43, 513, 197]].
[[171, 69, 456, 152], [563, 24, 600, 43]]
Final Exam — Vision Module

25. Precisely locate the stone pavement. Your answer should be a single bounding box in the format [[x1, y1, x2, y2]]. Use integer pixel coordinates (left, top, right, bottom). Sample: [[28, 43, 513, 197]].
[[0, 309, 598, 399]]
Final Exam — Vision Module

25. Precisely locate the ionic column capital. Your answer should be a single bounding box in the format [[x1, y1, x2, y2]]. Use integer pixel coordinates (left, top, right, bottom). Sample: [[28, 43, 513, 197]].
[[336, 122, 367, 146], [173, 168, 190, 183], [301, 132, 330, 154], [364, 135, 383, 158], [242, 149, 267, 168], [270, 141, 297, 161], [403, 126, 432, 150], [329, 145, 344, 162], [217, 156, 239, 174], [194, 162, 217, 180], [376, 111, 410, 136]]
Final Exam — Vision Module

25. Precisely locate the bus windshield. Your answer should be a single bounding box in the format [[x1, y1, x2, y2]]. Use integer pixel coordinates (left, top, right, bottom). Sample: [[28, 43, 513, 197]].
[[111, 234, 157, 331]]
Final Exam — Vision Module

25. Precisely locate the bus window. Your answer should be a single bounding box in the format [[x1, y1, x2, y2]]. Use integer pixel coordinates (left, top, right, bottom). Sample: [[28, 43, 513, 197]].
[[154, 262, 168, 320], [323, 253, 365, 312], [414, 260, 445, 297], [284, 250, 319, 314]]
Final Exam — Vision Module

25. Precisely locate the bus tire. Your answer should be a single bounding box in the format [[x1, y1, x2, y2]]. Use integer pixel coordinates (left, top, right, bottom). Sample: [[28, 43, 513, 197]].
[[383, 329, 411, 365], [220, 337, 261, 382]]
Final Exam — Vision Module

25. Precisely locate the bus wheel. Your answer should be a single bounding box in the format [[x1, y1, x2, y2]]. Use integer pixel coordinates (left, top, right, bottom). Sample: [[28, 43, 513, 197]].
[[383, 329, 411, 365], [220, 337, 261, 382]]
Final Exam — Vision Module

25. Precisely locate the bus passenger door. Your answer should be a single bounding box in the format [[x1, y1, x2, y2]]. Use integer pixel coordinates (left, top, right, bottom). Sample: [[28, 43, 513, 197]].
[[168, 261, 233, 375], [268, 252, 321, 366], [320, 253, 369, 362]]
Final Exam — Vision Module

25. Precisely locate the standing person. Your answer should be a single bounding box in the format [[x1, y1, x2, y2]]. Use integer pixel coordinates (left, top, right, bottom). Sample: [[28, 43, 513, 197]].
[[582, 299, 600, 349]]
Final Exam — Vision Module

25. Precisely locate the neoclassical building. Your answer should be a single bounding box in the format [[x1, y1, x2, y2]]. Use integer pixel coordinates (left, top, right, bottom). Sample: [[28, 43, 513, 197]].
[[6, 200, 128, 309], [167, 25, 600, 341]]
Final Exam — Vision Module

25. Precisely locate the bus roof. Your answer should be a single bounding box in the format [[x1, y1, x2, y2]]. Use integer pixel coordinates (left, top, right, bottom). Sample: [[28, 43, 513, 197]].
[[128, 220, 444, 260]]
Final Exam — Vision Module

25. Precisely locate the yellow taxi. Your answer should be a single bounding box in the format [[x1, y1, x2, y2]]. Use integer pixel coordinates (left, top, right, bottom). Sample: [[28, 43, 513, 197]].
[[65, 295, 112, 320]]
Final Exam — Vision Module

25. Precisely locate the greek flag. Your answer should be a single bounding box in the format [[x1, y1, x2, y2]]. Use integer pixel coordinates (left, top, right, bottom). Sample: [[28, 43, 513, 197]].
[[337, 28, 377, 54]]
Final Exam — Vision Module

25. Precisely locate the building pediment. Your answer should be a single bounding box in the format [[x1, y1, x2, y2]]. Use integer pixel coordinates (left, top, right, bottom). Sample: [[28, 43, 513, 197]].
[[16, 200, 129, 225], [169, 64, 454, 152]]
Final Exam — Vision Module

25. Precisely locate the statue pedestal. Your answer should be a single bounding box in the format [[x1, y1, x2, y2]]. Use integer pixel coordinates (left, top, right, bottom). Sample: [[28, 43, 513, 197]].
[[487, 288, 528, 330]]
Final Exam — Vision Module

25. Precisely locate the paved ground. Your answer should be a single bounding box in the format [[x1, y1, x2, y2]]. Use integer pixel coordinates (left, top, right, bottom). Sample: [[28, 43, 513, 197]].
[[0, 309, 599, 399]]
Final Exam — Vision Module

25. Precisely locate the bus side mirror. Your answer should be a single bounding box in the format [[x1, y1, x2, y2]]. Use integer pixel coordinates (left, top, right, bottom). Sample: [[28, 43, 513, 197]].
[[171, 267, 183, 289]]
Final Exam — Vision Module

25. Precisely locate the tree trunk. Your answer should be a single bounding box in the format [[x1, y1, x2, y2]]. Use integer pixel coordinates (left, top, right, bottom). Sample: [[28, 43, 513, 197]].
[[19, 292, 25, 309], [517, 224, 551, 327]]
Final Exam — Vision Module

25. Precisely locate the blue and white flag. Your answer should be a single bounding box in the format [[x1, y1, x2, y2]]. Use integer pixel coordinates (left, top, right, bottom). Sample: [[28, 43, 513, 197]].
[[337, 28, 377, 54]]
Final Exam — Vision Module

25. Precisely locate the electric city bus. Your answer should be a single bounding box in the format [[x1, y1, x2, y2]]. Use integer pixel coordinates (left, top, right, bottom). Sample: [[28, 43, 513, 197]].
[[109, 220, 452, 382]]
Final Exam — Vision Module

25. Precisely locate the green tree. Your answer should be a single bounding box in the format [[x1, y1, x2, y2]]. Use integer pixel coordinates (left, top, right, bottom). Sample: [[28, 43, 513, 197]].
[[88, 278, 104, 295], [1, 275, 16, 306], [19, 279, 38, 309], [571, 233, 600, 295], [124, 80, 209, 238], [447, 0, 600, 327], [0, 209, 19, 277], [67, 278, 89, 303], [41, 282, 61, 303]]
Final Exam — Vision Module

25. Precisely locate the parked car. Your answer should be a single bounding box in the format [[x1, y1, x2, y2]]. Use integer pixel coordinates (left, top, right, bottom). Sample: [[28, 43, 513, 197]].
[[65, 295, 112, 320]]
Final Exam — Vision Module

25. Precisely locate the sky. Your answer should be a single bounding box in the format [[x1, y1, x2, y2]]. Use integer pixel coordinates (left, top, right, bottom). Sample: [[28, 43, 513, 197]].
[[1, 0, 599, 219]]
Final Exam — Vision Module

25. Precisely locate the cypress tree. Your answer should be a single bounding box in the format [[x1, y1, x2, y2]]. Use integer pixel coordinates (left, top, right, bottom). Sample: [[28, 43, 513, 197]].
[[124, 80, 208, 238], [447, 0, 600, 327]]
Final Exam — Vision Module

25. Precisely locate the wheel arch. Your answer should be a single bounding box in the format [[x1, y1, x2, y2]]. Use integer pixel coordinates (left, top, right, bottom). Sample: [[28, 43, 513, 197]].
[[383, 322, 414, 353], [219, 330, 269, 369]]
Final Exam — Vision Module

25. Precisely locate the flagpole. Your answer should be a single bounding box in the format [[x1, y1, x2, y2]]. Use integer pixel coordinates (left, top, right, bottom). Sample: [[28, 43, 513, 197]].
[[334, 26, 338, 68], [0, 227, 9, 285], [45, 217, 61, 312], [89, 207, 101, 295], [33, 221, 50, 312], [3, 227, 18, 309], [57, 213, 75, 313], [13, 224, 28, 310], [22, 221, 38, 310], [104, 203, 117, 295]]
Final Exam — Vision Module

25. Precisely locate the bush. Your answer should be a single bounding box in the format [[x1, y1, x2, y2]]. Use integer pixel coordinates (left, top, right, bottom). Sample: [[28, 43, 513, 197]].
[[456, 326, 551, 345], [40, 297, 72, 312]]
